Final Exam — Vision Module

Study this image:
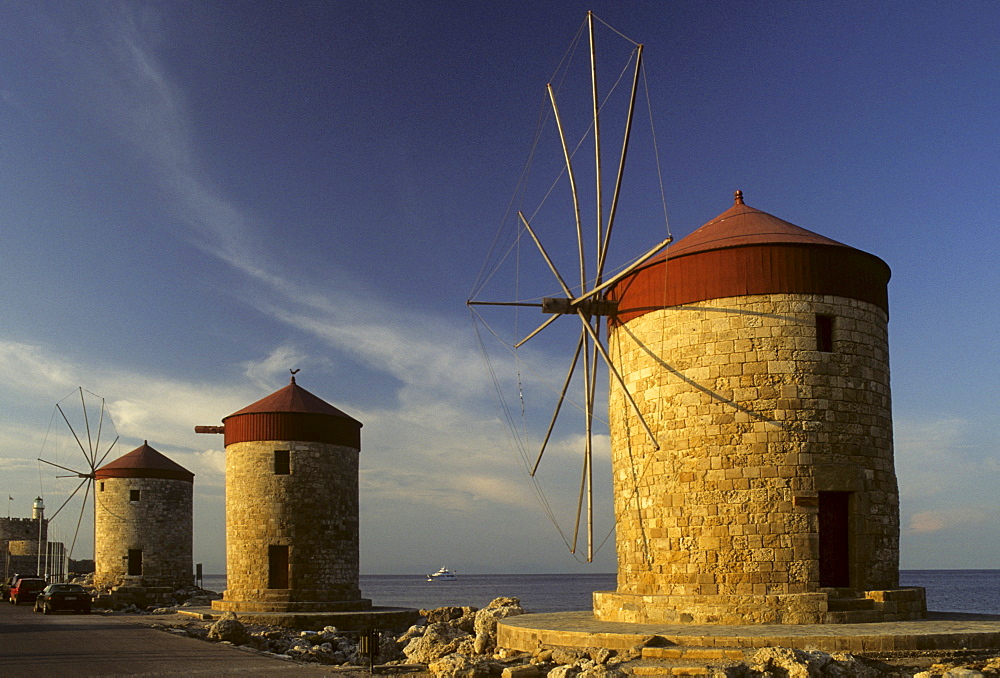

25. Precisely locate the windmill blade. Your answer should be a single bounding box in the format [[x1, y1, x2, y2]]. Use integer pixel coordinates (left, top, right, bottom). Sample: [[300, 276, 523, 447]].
[[56, 403, 91, 461], [46, 477, 89, 522], [93, 435, 119, 471], [79, 387, 96, 469], [598, 44, 643, 278], [515, 314, 561, 349], [530, 331, 586, 476], [94, 395, 107, 467], [38, 457, 88, 477], [518, 212, 574, 298], [571, 433, 589, 555], [546, 84, 586, 290], [571, 235, 673, 307], [588, 11, 604, 282], [576, 309, 659, 450], [67, 479, 92, 562]]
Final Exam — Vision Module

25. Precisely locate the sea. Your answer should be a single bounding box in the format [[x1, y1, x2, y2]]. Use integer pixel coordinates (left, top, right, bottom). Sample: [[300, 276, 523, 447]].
[[197, 570, 1000, 616]]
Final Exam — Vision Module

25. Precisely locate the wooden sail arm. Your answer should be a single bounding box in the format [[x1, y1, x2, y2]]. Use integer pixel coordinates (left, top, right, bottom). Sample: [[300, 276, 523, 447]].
[[38, 457, 89, 477], [514, 314, 560, 349], [572, 234, 672, 307], [589, 11, 603, 289], [45, 477, 89, 522], [518, 212, 574, 298], [547, 84, 587, 291], [530, 332, 585, 475], [56, 403, 91, 462], [599, 44, 643, 278], [576, 309, 660, 450], [93, 435, 119, 471]]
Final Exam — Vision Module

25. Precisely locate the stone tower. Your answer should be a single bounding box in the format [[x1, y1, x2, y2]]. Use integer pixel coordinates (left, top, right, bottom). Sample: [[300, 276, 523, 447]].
[[211, 375, 370, 613], [94, 441, 194, 589], [594, 192, 925, 624]]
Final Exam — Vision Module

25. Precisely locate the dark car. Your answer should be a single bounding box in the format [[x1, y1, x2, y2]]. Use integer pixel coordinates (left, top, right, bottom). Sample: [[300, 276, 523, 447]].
[[33, 583, 92, 614], [9, 577, 46, 606]]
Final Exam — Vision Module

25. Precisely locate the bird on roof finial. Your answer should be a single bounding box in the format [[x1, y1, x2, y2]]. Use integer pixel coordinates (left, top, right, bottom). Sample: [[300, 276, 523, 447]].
[[290, 368, 300, 384], [734, 190, 744, 205]]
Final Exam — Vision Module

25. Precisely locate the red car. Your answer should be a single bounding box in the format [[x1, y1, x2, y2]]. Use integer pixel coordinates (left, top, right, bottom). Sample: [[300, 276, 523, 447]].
[[9, 577, 46, 606]]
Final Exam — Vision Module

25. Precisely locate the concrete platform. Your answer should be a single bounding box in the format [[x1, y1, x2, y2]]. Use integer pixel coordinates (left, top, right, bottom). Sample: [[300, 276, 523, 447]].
[[178, 605, 419, 631], [498, 610, 1000, 655]]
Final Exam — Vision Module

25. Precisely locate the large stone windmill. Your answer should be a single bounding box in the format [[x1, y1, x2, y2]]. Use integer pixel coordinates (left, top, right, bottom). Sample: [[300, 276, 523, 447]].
[[594, 191, 926, 624]]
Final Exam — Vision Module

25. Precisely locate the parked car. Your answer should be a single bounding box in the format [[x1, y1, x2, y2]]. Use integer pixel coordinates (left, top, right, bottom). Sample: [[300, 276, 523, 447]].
[[2, 574, 37, 601], [9, 577, 46, 606], [33, 583, 92, 614]]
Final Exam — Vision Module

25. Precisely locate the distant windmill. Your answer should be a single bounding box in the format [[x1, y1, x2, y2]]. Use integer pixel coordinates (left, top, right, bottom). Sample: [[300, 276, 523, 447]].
[[38, 388, 119, 562]]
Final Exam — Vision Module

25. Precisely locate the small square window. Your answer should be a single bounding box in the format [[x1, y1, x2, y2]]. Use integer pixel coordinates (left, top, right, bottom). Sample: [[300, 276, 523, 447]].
[[816, 314, 834, 352], [129, 489, 140, 503], [100, 482, 105, 492], [274, 450, 290, 475]]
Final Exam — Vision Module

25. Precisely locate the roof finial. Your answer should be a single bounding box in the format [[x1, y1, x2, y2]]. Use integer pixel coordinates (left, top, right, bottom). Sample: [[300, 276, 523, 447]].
[[734, 190, 744, 205], [290, 368, 300, 384]]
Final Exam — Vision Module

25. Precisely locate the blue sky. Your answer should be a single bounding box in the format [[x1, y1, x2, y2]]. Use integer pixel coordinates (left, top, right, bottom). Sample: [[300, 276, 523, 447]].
[[1, 1, 997, 576]]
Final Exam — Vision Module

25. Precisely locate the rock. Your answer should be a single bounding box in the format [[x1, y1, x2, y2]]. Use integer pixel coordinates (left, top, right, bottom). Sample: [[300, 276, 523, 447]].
[[503, 665, 542, 677], [586, 647, 614, 665], [473, 597, 525, 654], [747, 647, 885, 678], [547, 666, 580, 678], [473, 633, 491, 655], [427, 652, 491, 678], [577, 666, 625, 678], [403, 622, 473, 664], [425, 606, 476, 623], [550, 649, 587, 666], [207, 611, 251, 645]]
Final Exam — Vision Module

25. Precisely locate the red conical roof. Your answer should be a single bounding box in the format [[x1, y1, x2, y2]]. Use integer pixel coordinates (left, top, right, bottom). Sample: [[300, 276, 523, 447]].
[[95, 441, 194, 483], [222, 376, 362, 448], [226, 376, 359, 420], [609, 192, 891, 323], [665, 190, 848, 259]]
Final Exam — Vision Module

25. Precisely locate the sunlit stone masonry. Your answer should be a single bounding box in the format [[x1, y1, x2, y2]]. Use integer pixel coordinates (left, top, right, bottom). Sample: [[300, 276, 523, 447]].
[[203, 374, 370, 613], [93, 442, 194, 589], [595, 192, 926, 624]]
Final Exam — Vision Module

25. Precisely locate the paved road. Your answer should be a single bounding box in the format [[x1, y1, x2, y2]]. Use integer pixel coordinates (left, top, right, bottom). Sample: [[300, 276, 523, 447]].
[[0, 601, 346, 676]]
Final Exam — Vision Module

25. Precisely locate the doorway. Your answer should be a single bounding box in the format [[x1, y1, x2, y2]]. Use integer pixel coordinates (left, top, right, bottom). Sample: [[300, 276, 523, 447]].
[[818, 491, 851, 587], [268, 545, 289, 589], [127, 549, 142, 576]]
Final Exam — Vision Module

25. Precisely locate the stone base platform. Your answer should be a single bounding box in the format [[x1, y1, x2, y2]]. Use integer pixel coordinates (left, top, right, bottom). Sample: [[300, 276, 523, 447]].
[[594, 587, 927, 625], [213, 597, 373, 613], [180, 605, 420, 631], [499, 610, 1000, 656]]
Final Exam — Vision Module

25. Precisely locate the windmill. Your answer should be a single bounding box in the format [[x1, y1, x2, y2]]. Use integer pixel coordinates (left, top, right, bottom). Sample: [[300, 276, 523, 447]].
[[37, 388, 120, 565], [468, 12, 671, 562]]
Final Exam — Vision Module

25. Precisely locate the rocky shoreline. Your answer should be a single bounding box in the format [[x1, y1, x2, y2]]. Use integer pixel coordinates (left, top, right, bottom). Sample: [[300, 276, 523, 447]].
[[98, 588, 1000, 677]]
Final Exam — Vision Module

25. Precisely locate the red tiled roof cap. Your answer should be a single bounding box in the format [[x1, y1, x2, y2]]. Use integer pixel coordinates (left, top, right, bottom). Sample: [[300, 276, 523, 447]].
[[95, 441, 194, 482], [224, 376, 361, 424], [664, 190, 848, 260]]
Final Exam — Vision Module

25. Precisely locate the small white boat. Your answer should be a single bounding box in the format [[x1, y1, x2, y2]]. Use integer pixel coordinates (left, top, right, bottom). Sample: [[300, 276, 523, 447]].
[[427, 567, 457, 582]]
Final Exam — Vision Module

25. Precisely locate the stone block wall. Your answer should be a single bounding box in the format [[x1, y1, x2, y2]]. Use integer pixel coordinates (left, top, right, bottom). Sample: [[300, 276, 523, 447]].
[[595, 293, 921, 624], [93, 476, 193, 589], [216, 439, 369, 612]]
